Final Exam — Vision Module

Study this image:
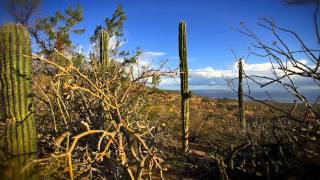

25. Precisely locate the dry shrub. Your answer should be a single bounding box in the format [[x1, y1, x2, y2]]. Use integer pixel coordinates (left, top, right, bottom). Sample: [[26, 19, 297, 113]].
[[29, 49, 175, 179]]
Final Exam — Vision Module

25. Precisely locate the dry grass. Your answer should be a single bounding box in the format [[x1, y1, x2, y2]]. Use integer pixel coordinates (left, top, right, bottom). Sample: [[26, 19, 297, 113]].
[[145, 90, 320, 180]]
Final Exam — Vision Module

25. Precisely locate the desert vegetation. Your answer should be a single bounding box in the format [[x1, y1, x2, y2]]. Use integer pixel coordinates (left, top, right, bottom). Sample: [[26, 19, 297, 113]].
[[0, 0, 319, 180]]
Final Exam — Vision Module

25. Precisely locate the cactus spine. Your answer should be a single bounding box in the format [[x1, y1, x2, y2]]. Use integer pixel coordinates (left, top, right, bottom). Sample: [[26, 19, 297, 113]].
[[179, 21, 191, 152], [238, 59, 246, 128], [0, 24, 37, 179]]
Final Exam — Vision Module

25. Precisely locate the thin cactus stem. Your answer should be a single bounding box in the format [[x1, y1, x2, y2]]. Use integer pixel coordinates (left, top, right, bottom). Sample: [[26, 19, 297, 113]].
[[97, 29, 110, 130], [238, 59, 246, 128], [179, 21, 191, 153], [0, 24, 37, 179], [100, 29, 110, 71]]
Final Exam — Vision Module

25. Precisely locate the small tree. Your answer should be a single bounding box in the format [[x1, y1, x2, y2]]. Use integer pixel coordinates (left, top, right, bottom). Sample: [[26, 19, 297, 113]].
[[6, 0, 41, 25]]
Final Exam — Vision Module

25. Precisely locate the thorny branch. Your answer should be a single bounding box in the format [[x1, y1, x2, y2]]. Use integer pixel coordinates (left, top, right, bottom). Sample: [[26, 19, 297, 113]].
[[24, 48, 174, 179]]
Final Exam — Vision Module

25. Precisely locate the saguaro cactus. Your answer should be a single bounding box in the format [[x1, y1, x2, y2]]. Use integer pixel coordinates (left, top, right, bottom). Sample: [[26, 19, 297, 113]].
[[238, 59, 246, 128], [97, 29, 110, 130], [0, 24, 37, 179], [100, 29, 110, 71], [179, 21, 191, 152]]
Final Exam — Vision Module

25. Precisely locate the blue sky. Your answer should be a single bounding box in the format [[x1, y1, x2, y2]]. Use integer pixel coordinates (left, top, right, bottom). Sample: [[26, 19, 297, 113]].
[[0, 0, 319, 91]]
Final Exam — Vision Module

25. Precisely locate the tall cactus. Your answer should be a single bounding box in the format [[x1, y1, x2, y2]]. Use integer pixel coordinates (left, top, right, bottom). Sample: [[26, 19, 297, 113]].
[[97, 29, 110, 130], [0, 24, 37, 179], [179, 21, 191, 152], [238, 59, 246, 128], [100, 29, 110, 71]]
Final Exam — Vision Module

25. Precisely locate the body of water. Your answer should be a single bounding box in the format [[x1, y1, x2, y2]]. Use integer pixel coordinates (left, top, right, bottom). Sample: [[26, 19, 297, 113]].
[[193, 89, 320, 103]]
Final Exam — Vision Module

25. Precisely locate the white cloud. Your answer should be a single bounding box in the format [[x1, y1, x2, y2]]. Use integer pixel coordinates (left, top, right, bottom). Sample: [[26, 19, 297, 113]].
[[189, 59, 311, 79], [161, 77, 180, 85], [123, 50, 168, 83], [139, 51, 166, 63], [109, 36, 127, 50], [159, 59, 319, 90], [137, 51, 166, 67], [143, 51, 166, 56], [242, 62, 272, 72], [190, 67, 235, 78], [109, 36, 117, 50]]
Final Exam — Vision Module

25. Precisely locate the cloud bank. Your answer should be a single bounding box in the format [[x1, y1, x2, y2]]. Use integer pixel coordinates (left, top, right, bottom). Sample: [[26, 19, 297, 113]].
[[79, 45, 318, 92], [160, 59, 319, 91]]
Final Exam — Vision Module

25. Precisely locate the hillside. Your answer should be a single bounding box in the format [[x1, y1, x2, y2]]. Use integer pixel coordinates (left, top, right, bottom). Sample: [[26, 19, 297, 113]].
[[141, 90, 319, 179]]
